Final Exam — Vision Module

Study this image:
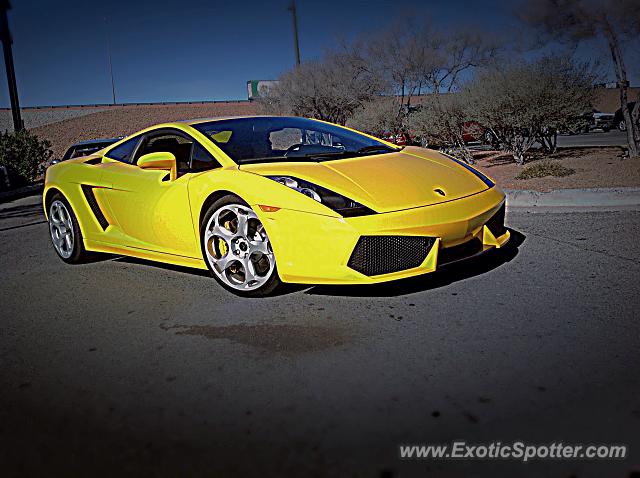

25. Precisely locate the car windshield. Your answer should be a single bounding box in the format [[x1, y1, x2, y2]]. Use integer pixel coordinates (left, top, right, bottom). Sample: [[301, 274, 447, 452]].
[[192, 116, 398, 164]]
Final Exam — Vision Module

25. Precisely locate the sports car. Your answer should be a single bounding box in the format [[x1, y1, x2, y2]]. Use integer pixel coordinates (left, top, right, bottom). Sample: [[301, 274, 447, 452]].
[[43, 116, 510, 296]]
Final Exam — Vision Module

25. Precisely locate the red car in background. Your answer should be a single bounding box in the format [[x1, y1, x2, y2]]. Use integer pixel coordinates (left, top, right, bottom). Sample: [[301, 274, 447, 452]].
[[382, 122, 493, 149], [381, 131, 417, 146]]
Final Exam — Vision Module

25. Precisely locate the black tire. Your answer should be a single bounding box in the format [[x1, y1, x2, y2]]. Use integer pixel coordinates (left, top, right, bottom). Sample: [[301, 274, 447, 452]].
[[47, 193, 91, 264], [618, 120, 627, 132], [200, 194, 282, 297]]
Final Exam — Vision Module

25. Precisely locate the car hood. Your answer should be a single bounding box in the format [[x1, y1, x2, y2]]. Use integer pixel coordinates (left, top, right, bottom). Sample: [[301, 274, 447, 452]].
[[239, 146, 491, 213]]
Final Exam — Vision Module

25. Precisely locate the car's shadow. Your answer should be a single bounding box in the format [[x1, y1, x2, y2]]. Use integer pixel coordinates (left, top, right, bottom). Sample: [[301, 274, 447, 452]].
[[102, 229, 525, 298], [305, 229, 526, 297]]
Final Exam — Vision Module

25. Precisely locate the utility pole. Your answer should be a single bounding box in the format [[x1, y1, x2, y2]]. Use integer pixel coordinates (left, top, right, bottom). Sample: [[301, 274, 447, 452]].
[[104, 18, 116, 105], [0, 0, 23, 131], [287, 0, 301, 66]]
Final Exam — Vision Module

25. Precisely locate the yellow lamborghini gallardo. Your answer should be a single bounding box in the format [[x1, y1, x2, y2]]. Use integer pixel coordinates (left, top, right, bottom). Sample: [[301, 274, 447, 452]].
[[44, 116, 510, 296]]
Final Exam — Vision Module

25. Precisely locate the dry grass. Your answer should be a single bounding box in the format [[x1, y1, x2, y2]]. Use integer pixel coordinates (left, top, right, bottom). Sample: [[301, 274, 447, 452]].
[[515, 161, 575, 180]]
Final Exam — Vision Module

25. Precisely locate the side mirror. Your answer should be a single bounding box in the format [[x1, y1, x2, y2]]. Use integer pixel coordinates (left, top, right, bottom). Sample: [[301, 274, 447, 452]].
[[137, 152, 177, 181]]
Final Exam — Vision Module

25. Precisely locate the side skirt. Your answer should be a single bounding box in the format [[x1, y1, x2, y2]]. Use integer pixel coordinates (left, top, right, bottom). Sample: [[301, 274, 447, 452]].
[[84, 239, 209, 270]]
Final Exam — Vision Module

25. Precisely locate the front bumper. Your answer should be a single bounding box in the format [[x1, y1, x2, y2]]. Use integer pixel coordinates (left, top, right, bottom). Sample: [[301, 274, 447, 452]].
[[253, 186, 510, 285]]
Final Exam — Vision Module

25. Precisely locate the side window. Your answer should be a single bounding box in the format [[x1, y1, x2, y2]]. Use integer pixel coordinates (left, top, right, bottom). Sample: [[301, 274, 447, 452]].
[[105, 137, 140, 163], [134, 132, 193, 174], [191, 143, 221, 172], [304, 130, 343, 148]]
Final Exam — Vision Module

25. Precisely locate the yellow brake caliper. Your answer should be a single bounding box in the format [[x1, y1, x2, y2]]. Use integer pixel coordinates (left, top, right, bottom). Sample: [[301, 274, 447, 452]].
[[218, 220, 232, 257]]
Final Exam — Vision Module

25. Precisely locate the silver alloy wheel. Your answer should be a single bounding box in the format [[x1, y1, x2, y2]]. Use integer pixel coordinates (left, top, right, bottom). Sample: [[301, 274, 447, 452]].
[[203, 203, 275, 291], [49, 200, 74, 259]]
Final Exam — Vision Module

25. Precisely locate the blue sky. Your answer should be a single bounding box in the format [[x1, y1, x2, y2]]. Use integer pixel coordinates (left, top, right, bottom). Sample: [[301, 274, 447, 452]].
[[0, 0, 636, 107]]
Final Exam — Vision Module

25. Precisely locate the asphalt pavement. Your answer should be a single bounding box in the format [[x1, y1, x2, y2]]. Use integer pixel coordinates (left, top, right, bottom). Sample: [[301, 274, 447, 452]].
[[556, 130, 627, 148], [1, 195, 639, 477]]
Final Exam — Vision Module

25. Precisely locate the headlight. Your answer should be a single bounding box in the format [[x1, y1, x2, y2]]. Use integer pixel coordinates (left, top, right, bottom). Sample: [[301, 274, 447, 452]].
[[268, 176, 375, 217]]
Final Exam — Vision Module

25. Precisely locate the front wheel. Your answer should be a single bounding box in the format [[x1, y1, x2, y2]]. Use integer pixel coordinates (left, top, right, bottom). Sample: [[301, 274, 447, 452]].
[[618, 120, 627, 132], [48, 194, 90, 264], [201, 196, 282, 297]]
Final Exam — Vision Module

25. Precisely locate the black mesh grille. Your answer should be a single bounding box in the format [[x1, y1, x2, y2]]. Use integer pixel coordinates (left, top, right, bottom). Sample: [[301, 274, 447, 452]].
[[486, 203, 506, 237], [347, 236, 435, 276]]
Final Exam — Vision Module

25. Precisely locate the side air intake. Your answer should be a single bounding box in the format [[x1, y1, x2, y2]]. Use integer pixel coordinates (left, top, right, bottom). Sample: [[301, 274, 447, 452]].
[[81, 185, 109, 230]]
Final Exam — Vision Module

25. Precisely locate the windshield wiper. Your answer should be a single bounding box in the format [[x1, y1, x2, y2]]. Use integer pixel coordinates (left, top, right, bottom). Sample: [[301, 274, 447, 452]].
[[356, 145, 402, 154], [302, 151, 352, 161], [237, 156, 290, 165], [301, 146, 400, 161]]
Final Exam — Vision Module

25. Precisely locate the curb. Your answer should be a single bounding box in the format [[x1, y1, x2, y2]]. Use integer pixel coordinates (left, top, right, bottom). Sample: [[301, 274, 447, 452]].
[[505, 187, 640, 208], [0, 183, 43, 203]]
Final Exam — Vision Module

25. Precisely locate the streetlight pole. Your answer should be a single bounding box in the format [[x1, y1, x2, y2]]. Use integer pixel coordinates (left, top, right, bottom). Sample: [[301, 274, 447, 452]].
[[104, 18, 116, 105], [287, 0, 301, 66], [0, 0, 23, 131]]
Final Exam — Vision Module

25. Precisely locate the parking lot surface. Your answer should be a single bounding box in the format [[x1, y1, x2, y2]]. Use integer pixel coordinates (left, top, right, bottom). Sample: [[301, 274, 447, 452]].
[[1, 195, 639, 477]]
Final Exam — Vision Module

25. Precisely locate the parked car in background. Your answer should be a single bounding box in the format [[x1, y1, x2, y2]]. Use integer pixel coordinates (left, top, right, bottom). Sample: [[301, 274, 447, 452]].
[[53, 137, 123, 164], [381, 131, 419, 146], [561, 110, 614, 135], [591, 112, 614, 132], [462, 121, 489, 144], [613, 102, 637, 132]]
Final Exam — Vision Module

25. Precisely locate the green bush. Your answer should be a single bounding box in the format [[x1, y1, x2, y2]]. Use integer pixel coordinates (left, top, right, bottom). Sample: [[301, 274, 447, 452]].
[[0, 129, 53, 185], [516, 160, 575, 180]]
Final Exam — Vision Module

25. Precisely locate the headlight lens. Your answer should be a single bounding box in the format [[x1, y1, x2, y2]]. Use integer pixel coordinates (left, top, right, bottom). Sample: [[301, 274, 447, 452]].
[[268, 176, 375, 217]]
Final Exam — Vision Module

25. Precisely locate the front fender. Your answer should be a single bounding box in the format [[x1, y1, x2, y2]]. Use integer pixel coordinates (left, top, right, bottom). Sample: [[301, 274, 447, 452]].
[[188, 168, 342, 269]]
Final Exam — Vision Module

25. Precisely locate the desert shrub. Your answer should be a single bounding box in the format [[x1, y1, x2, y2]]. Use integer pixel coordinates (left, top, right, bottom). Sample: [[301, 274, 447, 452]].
[[347, 97, 405, 137], [0, 129, 53, 185], [466, 56, 595, 164], [515, 160, 575, 180]]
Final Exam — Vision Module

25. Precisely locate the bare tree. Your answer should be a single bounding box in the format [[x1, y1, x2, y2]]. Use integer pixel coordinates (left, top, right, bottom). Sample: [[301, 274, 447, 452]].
[[361, 20, 432, 109], [519, 0, 640, 157], [356, 21, 500, 146], [259, 51, 383, 125], [426, 29, 500, 94], [466, 56, 595, 164], [363, 22, 499, 100]]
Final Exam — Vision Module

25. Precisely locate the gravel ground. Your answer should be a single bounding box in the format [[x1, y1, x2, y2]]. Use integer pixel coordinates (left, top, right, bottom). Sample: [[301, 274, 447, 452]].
[[30, 102, 259, 158], [0, 108, 106, 132], [475, 147, 640, 191]]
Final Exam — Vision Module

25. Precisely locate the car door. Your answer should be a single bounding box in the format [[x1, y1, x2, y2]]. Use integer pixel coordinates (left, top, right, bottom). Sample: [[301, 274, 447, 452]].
[[99, 130, 200, 258]]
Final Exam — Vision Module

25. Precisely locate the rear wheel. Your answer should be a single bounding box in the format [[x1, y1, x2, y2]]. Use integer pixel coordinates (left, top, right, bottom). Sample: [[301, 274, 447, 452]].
[[48, 194, 90, 264], [618, 120, 627, 132], [201, 195, 281, 297]]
